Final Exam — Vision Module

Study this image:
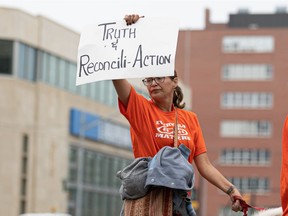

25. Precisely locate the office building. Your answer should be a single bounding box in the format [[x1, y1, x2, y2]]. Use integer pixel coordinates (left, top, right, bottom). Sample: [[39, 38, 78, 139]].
[[0, 6, 136, 216], [176, 8, 288, 216]]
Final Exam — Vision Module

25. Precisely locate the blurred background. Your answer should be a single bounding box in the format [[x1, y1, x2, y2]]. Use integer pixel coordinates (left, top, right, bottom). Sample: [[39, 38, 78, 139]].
[[0, 0, 288, 216]]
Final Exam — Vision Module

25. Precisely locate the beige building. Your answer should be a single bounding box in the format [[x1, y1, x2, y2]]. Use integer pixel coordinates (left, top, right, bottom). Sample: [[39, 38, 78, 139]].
[[0, 7, 192, 216], [0, 7, 133, 216], [176, 8, 288, 216]]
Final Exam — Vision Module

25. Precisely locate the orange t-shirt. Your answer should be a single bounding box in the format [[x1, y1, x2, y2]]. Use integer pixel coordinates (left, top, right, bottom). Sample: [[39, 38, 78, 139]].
[[281, 116, 288, 216], [118, 86, 207, 163]]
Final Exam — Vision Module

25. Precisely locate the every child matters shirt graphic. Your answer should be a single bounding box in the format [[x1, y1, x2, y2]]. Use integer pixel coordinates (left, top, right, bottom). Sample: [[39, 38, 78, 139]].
[[155, 120, 190, 141]]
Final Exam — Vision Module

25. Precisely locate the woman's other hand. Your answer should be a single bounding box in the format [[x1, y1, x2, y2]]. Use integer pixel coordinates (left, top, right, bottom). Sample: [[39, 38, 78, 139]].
[[229, 187, 244, 212]]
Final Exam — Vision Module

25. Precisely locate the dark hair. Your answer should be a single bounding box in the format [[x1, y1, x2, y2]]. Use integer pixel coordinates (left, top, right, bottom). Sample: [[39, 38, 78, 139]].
[[169, 70, 186, 109]]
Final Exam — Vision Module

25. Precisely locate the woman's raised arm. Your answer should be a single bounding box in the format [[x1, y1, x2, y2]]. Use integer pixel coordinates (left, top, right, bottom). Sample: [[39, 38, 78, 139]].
[[112, 79, 131, 108], [112, 14, 143, 107]]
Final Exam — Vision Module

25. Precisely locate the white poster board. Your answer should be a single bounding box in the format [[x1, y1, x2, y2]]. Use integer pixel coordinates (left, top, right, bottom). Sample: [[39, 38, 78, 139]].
[[76, 17, 179, 85]]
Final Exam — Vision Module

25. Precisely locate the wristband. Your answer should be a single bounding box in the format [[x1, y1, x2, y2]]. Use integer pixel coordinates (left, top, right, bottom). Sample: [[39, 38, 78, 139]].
[[226, 186, 235, 195]]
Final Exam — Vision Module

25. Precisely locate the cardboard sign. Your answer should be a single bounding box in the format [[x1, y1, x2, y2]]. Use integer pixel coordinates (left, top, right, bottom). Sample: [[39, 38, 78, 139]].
[[76, 17, 179, 85]]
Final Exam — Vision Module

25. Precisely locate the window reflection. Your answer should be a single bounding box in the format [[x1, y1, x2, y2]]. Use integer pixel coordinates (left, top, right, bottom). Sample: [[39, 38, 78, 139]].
[[0, 40, 13, 75]]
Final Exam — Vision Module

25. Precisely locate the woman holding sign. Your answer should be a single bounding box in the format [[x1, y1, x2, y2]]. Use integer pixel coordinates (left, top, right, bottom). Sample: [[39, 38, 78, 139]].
[[113, 14, 243, 216]]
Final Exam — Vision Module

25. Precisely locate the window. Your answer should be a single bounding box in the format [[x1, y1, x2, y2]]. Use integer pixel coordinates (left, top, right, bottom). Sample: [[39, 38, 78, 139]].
[[222, 64, 273, 81], [105, 81, 117, 106], [58, 59, 69, 89], [76, 83, 87, 97], [38, 51, 49, 82], [101, 120, 131, 148], [15, 41, 121, 109], [220, 149, 270, 165], [19, 134, 29, 214], [219, 206, 253, 216], [18, 43, 37, 81], [48, 55, 59, 86], [88, 83, 96, 100], [221, 92, 273, 109], [68, 63, 77, 93], [67, 146, 132, 216], [70, 108, 131, 148], [221, 120, 272, 137], [222, 36, 274, 53], [0, 40, 13, 75], [229, 177, 270, 193]]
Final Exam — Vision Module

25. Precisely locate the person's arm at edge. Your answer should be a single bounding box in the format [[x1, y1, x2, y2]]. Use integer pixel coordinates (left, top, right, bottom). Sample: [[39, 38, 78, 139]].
[[112, 79, 131, 108]]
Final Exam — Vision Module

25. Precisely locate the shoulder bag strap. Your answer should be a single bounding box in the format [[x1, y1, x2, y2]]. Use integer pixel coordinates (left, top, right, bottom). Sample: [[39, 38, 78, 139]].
[[174, 108, 178, 148]]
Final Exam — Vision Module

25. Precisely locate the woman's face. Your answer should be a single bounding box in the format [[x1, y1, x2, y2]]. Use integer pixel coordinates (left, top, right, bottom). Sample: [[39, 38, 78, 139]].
[[145, 76, 178, 102]]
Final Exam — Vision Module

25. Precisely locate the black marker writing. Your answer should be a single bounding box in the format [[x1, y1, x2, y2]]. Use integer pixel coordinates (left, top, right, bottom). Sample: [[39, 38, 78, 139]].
[[78, 49, 127, 77], [132, 45, 171, 68], [98, 22, 137, 41]]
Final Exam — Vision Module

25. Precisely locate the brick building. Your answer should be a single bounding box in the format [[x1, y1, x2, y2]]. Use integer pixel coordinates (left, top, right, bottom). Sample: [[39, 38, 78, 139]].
[[176, 8, 288, 216]]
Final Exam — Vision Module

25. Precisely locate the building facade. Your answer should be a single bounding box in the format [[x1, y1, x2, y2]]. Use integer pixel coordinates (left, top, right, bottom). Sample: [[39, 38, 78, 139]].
[[176, 8, 288, 216], [0, 7, 134, 216]]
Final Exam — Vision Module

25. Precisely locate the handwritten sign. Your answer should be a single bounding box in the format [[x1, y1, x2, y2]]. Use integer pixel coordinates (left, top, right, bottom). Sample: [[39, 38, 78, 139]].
[[76, 17, 179, 85]]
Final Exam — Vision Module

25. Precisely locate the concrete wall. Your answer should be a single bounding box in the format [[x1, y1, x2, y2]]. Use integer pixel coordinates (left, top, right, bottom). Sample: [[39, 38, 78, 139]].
[[0, 7, 79, 62]]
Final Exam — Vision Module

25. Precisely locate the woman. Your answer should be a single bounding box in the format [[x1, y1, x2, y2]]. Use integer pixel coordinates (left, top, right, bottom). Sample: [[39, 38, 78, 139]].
[[113, 14, 243, 215]]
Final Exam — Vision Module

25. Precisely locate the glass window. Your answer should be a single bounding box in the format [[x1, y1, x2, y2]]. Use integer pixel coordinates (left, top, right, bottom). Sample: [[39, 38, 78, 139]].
[[99, 81, 107, 103], [219, 206, 249, 216], [67, 146, 132, 216], [18, 43, 25, 78], [18, 43, 37, 81], [68, 63, 77, 93], [27, 47, 36, 81], [220, 149, 270, 165], [241, 178, 249, 191], [229, 177, 269, 193], [58, 59, 68, 89], [48, 55, 59, 86], [105, 81, 117, 106], [20, 200, 26, 214], [77, 83, 87, 97], [40, 52, 49, 82], [221, 120, 272, 137], [222, 36, 274, 53], [222, 64, 273, 81], [221, 92, 273, 109], [242, 150, 250, 164], [0, 40, 13, 75]]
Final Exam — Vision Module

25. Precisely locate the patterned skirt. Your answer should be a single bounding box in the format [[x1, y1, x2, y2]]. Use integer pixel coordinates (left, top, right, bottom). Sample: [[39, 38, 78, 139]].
[[123, 187, 173, 216]]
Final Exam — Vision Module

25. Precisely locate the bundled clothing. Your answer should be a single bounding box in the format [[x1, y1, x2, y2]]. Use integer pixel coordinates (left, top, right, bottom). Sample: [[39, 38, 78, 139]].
[[117, 144, 196, 216]]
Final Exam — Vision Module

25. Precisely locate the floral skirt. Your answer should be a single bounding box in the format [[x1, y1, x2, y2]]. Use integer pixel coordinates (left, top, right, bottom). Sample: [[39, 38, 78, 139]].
[[124, 187, 173, 216]]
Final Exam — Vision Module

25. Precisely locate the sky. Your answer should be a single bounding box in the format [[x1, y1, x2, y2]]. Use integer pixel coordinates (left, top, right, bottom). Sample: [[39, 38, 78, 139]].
[[1, 0, 288, 33]]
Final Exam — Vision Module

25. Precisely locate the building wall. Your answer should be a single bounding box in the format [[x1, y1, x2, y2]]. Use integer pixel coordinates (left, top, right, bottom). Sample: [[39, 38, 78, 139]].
[[176, 13, 288, 216], [0, 76, 134, 216], [0, 7, 133, 216], [0, 7, 79, 61], [0, 77, 39, 216]]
